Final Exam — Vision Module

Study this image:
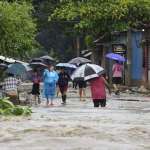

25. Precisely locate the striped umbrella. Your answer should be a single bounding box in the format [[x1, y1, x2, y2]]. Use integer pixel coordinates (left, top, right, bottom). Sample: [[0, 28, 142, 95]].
[[71, 63, 104, 81]]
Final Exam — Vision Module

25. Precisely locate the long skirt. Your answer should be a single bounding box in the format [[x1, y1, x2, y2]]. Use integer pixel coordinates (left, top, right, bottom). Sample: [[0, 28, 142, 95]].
[[59, 85, 68, 94], [31, 83, 40, 95], [112, 77, 122, 84], [43, 82, 56, 99]]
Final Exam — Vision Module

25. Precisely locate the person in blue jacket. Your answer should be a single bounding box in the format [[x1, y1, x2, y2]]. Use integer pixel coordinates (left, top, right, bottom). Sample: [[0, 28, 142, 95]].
[[43, 65, 59, 106]]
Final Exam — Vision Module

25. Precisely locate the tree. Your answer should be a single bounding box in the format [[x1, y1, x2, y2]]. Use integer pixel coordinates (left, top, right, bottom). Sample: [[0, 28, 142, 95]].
[[0, 1, 37, 59], [33, 0, 77, 61], [51, 0, 150, 37]]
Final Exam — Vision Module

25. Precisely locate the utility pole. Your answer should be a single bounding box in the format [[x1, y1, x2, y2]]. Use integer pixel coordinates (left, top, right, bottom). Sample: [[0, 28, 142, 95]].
[[126, 29, 132, 86]]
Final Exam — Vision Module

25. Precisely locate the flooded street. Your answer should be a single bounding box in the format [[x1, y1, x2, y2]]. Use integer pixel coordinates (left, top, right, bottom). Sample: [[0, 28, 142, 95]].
[[0, 89, 150, 150]]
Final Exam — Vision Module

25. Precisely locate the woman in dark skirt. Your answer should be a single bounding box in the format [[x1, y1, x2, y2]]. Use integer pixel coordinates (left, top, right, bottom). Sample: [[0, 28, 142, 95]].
[[31, 70, 41, 105], [112, 61, 123, 95], [58, 67, 70, 104]]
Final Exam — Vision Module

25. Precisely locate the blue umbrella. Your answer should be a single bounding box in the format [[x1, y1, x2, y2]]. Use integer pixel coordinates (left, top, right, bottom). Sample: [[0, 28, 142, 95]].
[[56, 63, 77, 69], [6, 62, 32, 81], [7, 63, 32, 74], [106, 53, 126, 62]]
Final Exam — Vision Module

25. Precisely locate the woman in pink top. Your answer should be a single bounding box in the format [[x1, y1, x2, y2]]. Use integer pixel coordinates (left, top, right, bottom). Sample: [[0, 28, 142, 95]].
[[89, 76, 111, 107], [112, 61, 123, 95]]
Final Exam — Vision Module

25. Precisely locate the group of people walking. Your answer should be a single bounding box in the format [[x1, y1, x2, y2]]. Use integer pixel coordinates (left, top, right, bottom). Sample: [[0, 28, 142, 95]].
[[31, 64, 70, 106], [31, 60, 123, 108], [0, 56, 123, 108]]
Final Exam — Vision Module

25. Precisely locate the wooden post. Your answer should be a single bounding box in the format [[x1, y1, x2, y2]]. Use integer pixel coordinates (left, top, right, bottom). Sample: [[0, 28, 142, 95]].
[[91, 48, 95, 63], [76, 36, 80, 57], [126, 29, 132, 86]]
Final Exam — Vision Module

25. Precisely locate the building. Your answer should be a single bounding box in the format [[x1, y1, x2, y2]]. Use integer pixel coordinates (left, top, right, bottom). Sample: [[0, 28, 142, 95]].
[[92, 30, 150, 88]]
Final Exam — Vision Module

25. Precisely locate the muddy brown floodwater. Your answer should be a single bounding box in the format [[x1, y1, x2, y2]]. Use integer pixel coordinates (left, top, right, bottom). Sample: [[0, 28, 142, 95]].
[[0, 91, 150, 150]]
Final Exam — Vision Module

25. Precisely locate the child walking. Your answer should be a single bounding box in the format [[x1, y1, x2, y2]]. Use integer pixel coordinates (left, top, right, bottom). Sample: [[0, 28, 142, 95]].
[[31, 70, 41, 105], [89, 76, 111, 107]]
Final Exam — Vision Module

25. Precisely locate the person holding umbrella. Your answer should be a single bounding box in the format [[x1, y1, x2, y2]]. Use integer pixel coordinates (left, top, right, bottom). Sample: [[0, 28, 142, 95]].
[[112, 60, 123, 95], [89, 75, 111, 107], [105, 53, 125, 95], [58, 67, 70, 104], [71, 63, 111, 107], [56, 63, 76, 104], [43, 65, 59, 106], [31, 69, 41, 105]]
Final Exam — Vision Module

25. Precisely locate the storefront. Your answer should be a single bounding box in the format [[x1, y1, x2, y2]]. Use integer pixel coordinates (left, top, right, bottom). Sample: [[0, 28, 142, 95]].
[[91, 30, 149, 87], [96, 30, 145, 86]]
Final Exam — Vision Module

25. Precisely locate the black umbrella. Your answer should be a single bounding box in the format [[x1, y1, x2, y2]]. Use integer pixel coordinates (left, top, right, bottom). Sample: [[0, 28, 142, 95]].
[[68, 57, 91, 65], [0, 63, 8, 70], [40, 55, 55, 65], [30, 58, 43, 63], [29, 62, 47, 70], [40, 55, 55, 61]]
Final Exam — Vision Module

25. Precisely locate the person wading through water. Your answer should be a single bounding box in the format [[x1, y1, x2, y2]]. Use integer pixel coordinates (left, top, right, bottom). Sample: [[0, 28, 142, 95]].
[[58, 67, 70, 104], [89, 75, 111, 108]]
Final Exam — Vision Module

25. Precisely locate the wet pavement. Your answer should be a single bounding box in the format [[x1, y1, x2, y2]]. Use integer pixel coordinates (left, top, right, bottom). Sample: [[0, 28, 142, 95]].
[[0, 88, 150, 150]]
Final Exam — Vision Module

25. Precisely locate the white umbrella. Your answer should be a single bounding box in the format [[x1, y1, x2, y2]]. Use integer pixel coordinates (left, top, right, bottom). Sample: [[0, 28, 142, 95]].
[[56, 63, 77, 69], [0, 56, 16, 63], [71, 63, 104, 81]]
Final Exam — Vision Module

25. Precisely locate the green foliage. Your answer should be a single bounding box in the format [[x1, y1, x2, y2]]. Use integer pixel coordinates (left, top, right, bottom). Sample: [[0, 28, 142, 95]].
[[0, 1, 37, 58], [1, 0, 32, 3], [0, 97, 32, 116], [0, 97, 14, 109], [84, 35, 94, 47], [51, 0, 150, 35], [33, 0, 78, 61]]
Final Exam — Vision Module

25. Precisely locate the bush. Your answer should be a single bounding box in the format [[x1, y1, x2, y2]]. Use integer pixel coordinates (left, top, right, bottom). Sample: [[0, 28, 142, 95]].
[[0, 97, 32, 116]]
